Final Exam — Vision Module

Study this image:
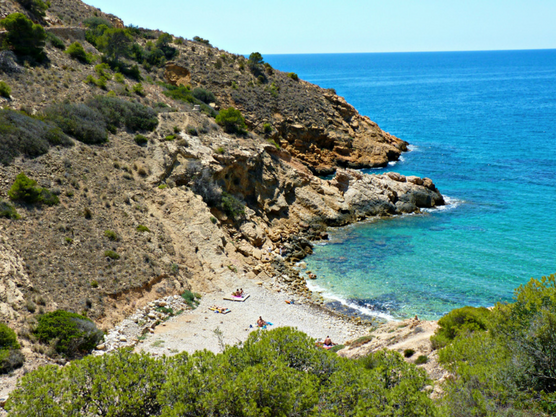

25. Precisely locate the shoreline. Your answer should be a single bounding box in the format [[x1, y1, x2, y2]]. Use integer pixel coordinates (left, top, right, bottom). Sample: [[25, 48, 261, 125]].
[[135, 274, 372, 356]]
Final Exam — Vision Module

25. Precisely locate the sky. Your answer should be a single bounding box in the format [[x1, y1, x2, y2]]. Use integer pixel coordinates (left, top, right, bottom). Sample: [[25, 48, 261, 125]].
[[84, 0, 556, 55]]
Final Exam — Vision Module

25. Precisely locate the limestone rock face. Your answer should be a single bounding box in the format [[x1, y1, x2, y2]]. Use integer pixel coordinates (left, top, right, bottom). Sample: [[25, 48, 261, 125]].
[[0, 229, 32, 321]]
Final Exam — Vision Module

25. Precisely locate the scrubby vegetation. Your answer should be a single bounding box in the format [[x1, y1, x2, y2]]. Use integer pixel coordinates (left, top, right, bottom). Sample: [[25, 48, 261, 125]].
[[435, 274, 556, 415], [0, 322, 24, 374], [0, 81, 11, 98], [161, 83, 216, 116], [181, 290, 201, 309], [215, 107, 247, 134], [0, 13, 46, 62], [8, 172, 59, 205], [0, 109, 72, 165], [0, 200, 20, 219], [430, 305, 491, 349], [42, 96, 158, 145], [65, 41, 92, 64], [33, 310, 103, 358], [6, 328, 435, 416]]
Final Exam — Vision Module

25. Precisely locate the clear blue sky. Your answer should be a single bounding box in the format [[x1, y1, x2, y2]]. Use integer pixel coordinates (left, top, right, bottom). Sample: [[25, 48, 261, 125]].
[[84, 0, 556, 55]]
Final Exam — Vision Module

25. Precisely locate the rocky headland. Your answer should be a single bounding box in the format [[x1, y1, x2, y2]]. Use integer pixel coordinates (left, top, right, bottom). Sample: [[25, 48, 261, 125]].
[[0, 0, 445, 402]]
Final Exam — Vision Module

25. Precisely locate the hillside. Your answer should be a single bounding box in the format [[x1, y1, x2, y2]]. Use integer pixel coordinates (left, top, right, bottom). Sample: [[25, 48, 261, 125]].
[[0, 0, 445, 396]]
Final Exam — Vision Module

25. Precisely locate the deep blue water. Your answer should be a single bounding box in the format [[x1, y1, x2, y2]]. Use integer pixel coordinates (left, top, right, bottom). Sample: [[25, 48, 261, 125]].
[[266, 50, 556, 320]]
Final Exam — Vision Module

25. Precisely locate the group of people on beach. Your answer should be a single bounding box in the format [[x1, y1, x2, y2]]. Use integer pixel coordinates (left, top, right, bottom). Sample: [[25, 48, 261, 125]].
[[232, 288, 245, 297]]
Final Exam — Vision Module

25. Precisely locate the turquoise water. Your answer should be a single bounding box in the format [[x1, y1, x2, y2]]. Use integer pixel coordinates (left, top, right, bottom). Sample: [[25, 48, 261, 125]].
[[266, 50, 556, 320]]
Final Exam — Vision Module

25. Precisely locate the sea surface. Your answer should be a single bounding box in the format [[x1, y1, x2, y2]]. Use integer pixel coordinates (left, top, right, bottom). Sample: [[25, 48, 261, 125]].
[[266, 50, 556, 320]]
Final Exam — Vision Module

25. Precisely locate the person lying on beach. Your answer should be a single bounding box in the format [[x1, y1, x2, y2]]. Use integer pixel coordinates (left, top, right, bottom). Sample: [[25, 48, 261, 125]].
[[257, 316, 267, 327], [324, 336, 333, 347]]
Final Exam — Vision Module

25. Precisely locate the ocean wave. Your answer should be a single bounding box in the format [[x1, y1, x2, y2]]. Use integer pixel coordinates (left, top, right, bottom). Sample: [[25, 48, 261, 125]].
[[387, 155, 406, 167], [407, 144, 419, 152], [306, 281, 396, 321], [422, 195, 464, 213]]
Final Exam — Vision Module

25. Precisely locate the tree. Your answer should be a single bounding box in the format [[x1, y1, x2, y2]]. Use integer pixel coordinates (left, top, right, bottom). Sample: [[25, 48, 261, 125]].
[[248, 52, 264, 77], [97, 27, 133, 61], [15, 0, 48, 17], [0, 13, 46, 62]]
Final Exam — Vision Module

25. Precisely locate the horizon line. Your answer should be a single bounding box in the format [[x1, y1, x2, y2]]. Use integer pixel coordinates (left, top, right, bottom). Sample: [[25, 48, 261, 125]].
[[259, 47, 556, 56]]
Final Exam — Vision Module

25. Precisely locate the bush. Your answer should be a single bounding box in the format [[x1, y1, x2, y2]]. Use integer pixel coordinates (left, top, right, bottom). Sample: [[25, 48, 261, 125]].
[[192, 87, 215, 104], [0, 109, 72, 165], [161, 83, 216, 116], [65, 41, 91, 64], [263, 123, 272, 134], [33, 310, 103, 358], [134, 134, 148, 146], [103, 230, 119, 241], [0, 13, 46, 62], [0, 200, 20, 219], [0, 81, 11, 98], [104, 250, 120, 260], [220, 192, 245, 219], [430, 306, 491, 349], [86, 96, 158, 132], [136, 224, 150, 232], [8, 173, 59, 205], [415, 355, 428, 364], [215, 107, 247, 134], [404, 348, 415, 358], [193, 36, 211, 46], [6, 328, 436, 416], [181, 290, 201, 308], [0, 349, 24, 374], [132, 83, 145, 96], [43, 103, 108, 144], [287, 72, 300, 81], [15, 0, 48, 16], [0, 323, 20, 351], [46, 32, 65, 50]]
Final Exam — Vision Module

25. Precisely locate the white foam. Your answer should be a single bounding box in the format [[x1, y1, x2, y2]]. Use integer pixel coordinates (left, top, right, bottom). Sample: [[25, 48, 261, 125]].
[[306, 281, 396, 321], [387, 155, 405, 167], [422, 195, 464, 213], [407, 144, 419, 152]]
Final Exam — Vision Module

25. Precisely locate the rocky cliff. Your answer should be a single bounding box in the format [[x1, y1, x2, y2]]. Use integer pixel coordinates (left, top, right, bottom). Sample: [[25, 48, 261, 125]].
[[0, 0, 444, 334]]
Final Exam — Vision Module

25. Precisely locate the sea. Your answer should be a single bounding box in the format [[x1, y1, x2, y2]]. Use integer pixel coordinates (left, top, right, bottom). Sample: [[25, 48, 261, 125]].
[[265, 50, 556, 320]]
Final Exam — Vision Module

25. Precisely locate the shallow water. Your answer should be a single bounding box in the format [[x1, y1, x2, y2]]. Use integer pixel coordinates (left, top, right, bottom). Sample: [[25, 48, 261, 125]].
[[266, 50, 556, 320]]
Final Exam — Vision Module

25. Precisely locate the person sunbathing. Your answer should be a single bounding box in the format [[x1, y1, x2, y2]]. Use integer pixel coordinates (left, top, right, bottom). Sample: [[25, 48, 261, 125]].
[[324, 336, 333, 347], [257, 316, 267, 327]]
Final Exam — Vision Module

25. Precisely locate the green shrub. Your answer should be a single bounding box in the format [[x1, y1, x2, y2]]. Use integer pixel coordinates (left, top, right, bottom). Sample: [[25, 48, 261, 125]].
[[96, 27, 133, 61], [404, 348, 415, 358], [430, 306, 491, 350], [65, 41, 91, 64], [33, 310, 103, 358], [187, 127, 198, 136], [215, 146, 225, 154], [181, 290, 201, 308], [191, 87, 215, 104], [6, 328, 435, 416], [15, 0, 48, 16], [215, 107, 247, 134], [134, 134, 148, 146], [287, 72, 299, 81], [90, 280, 98, 288], [0, 349, 24, 374], [8, 173, 59, 205], [0, 81, 11, 98], [0, 323, 20, 351], [132, 83, 145, 96], [415, 355, 428, 365], [43, 103, 108, 144], [46, 32, 64, 49], [267, 138, 280, 149], [104, 250, 120, 260], [220, 192, 245, 219], [103, 230, 119, 241], [193, 36, 211, 46], [0, 200, 20, 219], [0, 109, 72, 165], [0, 13, 46, 62], [158, 184, 167, 189], [164, 134, 175, 141], [114, 72, 125, 83], [86, 96, 158, 132], [263, 123, 272, 134], [161, 83, 216, 116], [136, 224, 150, 232]]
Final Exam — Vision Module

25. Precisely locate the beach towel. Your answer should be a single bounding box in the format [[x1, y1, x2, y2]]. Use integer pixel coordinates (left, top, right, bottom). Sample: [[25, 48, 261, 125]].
[[223, 294, 250, 302]]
